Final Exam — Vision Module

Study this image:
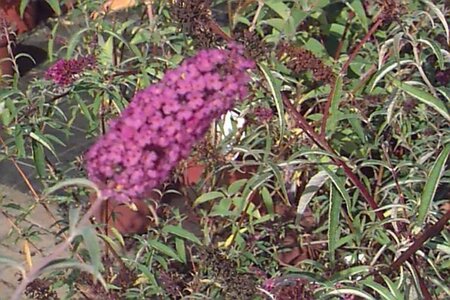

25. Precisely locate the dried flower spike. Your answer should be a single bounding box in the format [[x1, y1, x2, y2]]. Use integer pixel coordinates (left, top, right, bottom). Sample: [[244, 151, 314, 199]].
[[171, 0, 218, 47], [85, 44, 254, 202], [277, 43, 335, 85]]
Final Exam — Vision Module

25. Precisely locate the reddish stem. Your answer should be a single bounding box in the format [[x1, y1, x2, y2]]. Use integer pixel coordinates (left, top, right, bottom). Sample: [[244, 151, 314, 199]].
[[320, 17, 384, 137], [283, 96, 385, 221], [390, 210, 450, 271]]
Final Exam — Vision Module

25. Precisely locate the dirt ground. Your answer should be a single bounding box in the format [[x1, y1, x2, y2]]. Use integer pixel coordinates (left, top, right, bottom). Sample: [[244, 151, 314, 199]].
[[0, 184, 64, 299]]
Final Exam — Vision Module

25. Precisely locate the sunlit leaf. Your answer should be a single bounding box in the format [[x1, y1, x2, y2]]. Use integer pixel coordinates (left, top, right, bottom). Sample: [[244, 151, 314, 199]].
[[417, 143, 450, 226]]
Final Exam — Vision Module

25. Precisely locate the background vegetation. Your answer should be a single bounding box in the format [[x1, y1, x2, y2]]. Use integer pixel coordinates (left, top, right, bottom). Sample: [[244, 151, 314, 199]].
[[0, 0, 449, 299]]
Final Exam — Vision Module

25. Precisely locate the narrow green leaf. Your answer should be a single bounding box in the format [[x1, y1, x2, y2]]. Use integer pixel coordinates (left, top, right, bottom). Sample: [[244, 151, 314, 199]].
[[32, 142, 46, 178], [328, 187, 342, 264], [363, 280, 396, 300], [162, 225, 201, 245], [99, 36, 114, 65], [417, 144, 450, 225], [69, 207, 81, 234], [259, 63, 285, 139], [422, 0, 449, 45], [193, 191, 224, 206], [320, 166, 352, 217], [75, 94, 94, 124], [261, 186, 274, 216], [45, 0, 61, 15], [29, 131, 57, 158], [267, 161, 289, 202], [265, 0, 291, 20], [296, 170, 329, 218], [369, 60, 414, 91], [81, 227, 103, 275], [264, 18, 286, 31], [45, 178, 100, 197], [326, 76, 343, 132], [346, 0, 368, 31], [148, 240, 182, 262], [48, 23, 59, 61], [227, 179, 247, 195], [66, 28, 91, 59], [390, 78, 450, 121], [19, 0, 30, 17], [418, 38, 445, 70], [109, 227, 125, 247], [381, 275, 403, 299], [14, 126, 26, 158], [175, 238, 187, 263], [327, 288, 375, 300], [330, 266, 371, 281]]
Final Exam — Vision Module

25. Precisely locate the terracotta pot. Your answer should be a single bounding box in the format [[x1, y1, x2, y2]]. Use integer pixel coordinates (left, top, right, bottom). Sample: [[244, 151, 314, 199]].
[[183, 160, 207, 187], [0, 0, 37, 34], [90, 195, 153, 235]]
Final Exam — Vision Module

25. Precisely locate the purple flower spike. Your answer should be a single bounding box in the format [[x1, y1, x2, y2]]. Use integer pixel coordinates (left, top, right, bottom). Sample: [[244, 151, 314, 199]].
[[85, 45, 254, 202], [45, 55, 96, 86]]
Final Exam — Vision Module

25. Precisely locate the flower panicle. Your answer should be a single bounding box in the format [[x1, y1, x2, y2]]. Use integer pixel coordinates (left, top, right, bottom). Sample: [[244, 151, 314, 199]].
[[85, 44, 254, 202], [45, 55, 96, 86]]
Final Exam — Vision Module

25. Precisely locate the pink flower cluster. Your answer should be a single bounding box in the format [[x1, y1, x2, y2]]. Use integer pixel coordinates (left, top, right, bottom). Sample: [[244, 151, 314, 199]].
[[45, 55, 96, 86], [85, 45, 254, 202]]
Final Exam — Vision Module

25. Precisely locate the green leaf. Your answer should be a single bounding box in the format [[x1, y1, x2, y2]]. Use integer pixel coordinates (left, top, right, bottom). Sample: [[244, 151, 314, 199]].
[[148, 240, 182, 262], [45, 0, 61, 15], [267, 162, 289, 202], [45, 178, 100, 197], [29, 131, 57, 158], [109, 227, 125, 247], [81, 227, 103, 276], [369, 60, 414, 91], [259, 63, 285, 139], [193, 191, 224, 206], [32, 142, 46, 178], [390, 78, 450, 122], [296, 170, 329, 219], [264, 18, 286, 31], [417, 144, 450, 226], [75, 94, 94, 124], [346, 0, 368, 32], [422, 0, 449, 45], [227, 179, 247, 195], [48, 22, 59, 61], [363, 280, 396, 300], [69, 207, 81, 234], [99, 36, 114, 65], [327, 288, 375, 300], [330, 266, 371, 281], [261, 186, 274, 216], [418, 38, 445, 70], [326, 76, 343, 133], [175, 238, 187, 263], [14, 126, 26, 158], [66, 28, 91, 59], [162, 225, 202, 245], [19, 0, 30, 17], [328, 187, 342, 264], [265, 0, 291, 20], [320, 166, 352, 217]]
